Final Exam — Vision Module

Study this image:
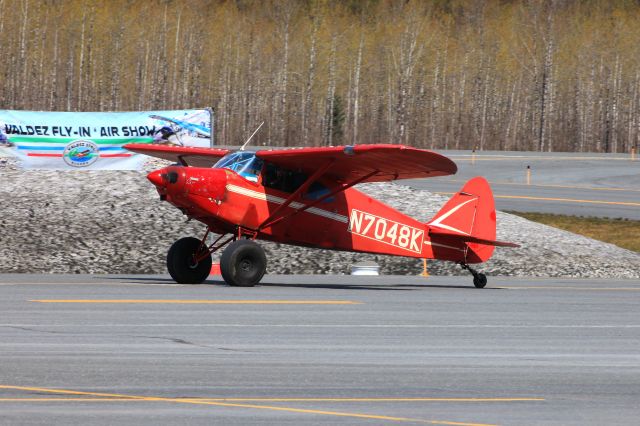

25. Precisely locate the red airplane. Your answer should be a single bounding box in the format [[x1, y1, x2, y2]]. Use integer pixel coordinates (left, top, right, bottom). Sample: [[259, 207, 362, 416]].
[[124, 143, 518, 288]]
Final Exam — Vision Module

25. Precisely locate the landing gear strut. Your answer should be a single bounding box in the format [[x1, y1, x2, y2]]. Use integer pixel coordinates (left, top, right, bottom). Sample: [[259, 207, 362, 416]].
[[460, 263, 487, 288]]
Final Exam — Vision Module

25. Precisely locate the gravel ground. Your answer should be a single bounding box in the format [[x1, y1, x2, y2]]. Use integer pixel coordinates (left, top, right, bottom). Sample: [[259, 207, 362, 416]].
[[1, 157, 639, 278]]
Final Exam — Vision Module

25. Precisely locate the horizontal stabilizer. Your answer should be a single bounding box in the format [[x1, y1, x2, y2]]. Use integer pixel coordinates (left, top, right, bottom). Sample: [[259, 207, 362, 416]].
[[428, 229, 520, 248]]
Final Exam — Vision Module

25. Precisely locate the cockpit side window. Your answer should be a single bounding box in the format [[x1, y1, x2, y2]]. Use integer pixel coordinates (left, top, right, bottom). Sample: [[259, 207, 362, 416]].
[[262, 163, 334, 202], [263, 163, 307, 193]]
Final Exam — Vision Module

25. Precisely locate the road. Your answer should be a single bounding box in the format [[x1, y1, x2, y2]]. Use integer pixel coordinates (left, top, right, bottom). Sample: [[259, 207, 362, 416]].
[[1, 274, 639, 425], [406, 151, 640, 219], [4, 147, 638, 218]]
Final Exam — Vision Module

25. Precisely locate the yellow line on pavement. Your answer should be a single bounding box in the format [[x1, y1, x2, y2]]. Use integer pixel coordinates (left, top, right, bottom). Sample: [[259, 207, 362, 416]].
[[437, 179, 640, 193], [494, 194, 640, 206], [29, 299, 362, 305], [0, 398, 138, 402], [10, 282, 182, 286], [500, 286, 640, 291], [0, 385, 496, 426], [450, 155, 632, 161], [435, 192, 640, 207], [197, 397, 545, 403], [0, 396, 544, 403]]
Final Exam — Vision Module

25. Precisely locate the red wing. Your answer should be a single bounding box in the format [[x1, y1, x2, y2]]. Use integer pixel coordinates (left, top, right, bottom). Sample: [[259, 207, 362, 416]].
[[255, 144, 457, 183], [124, 144, 230, 167]]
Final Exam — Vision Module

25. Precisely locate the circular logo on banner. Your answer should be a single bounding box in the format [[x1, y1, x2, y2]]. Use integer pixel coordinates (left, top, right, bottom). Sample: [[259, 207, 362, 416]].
[[63, 140, 99, 167]]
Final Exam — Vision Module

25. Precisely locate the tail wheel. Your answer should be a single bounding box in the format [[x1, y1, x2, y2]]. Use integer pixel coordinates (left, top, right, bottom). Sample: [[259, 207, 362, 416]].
[[220, 240, 267, 287], [167, 237, 212, 284]]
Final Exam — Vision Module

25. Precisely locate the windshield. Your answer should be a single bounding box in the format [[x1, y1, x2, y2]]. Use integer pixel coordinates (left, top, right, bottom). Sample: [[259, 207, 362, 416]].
[[213, 151, 263, 182]]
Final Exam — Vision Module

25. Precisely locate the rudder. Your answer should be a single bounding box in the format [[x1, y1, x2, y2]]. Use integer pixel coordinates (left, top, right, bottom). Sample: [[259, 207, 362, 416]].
[[427, 177, 509, 264]]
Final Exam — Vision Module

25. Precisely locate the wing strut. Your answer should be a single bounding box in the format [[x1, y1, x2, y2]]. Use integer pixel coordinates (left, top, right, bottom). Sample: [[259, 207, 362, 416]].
[[259, 170, 378, 231], [258, 160, 335, 230]]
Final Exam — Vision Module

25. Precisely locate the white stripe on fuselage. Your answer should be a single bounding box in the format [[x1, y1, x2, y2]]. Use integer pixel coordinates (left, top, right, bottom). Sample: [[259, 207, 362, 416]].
[[427, 197, 477, 235], [227, 184, 466, 253], [225, 184, 348, 224]]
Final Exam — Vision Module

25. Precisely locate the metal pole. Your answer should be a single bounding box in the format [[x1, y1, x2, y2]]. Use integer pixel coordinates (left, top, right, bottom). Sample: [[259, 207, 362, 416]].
[[421, 259, 429, 277], [206, 107, 214, 147]]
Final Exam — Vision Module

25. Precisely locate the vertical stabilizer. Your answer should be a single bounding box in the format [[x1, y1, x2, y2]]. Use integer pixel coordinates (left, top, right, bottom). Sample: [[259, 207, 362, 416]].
[[427, 177, 515, 263]]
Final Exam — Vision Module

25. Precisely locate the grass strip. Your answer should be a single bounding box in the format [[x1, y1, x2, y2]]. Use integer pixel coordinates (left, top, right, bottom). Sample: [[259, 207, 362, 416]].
[[506, 212, 640, 253]]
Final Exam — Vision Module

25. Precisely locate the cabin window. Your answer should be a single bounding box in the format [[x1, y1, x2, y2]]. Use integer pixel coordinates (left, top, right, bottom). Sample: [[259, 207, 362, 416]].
[[304, 181, 334, 202], [263, 163, 334, 201], [263, 163, 307, 193], [213, 151, 263, 182]]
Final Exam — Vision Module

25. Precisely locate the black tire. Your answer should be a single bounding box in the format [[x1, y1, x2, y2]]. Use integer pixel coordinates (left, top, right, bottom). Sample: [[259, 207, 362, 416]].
[[220, 240, 267, 287], [473, 273, 487, 289], [166, 237, 212, 284]]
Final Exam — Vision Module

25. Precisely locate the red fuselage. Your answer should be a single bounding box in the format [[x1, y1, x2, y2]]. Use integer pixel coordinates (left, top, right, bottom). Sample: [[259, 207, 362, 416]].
[[147, 164, 481, 263]]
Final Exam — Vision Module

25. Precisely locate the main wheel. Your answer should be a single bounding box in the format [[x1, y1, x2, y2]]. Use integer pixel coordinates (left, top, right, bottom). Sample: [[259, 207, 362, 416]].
[[167, 237, 212, 284], [473, 273, 487, 289], [220, 239, 267, 287]]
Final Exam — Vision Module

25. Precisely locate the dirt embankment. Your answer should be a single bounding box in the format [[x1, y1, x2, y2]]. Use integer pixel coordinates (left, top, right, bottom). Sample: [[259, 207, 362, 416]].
[[1, 159, 639, 278]]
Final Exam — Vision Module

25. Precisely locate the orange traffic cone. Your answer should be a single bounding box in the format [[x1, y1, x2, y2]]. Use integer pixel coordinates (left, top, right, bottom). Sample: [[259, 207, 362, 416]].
[[210, 263, 221, 275]]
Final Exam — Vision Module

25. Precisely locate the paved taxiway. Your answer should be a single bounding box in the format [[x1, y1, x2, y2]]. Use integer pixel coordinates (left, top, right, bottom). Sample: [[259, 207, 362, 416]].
[[1, 274, 639, 425], [406, 151, 640, 219]]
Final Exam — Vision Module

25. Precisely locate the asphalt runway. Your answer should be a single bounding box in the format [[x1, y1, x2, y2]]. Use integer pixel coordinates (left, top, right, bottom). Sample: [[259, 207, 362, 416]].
[[406, 151, 640, 219], [1, 274, 639, 425], [4, 148, 638, 218]]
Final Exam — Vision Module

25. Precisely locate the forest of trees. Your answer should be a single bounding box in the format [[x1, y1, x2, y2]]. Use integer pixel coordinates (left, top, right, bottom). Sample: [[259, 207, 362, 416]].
[[1, 0, 640, 152]]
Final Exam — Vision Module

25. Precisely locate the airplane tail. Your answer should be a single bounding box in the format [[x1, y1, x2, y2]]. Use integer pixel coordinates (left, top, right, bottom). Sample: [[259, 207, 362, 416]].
[[426, 177, 518, 264]]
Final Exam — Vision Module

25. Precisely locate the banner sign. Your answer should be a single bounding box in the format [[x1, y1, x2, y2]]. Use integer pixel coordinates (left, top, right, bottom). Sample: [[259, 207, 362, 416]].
[[0, 109, 212, 170]]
